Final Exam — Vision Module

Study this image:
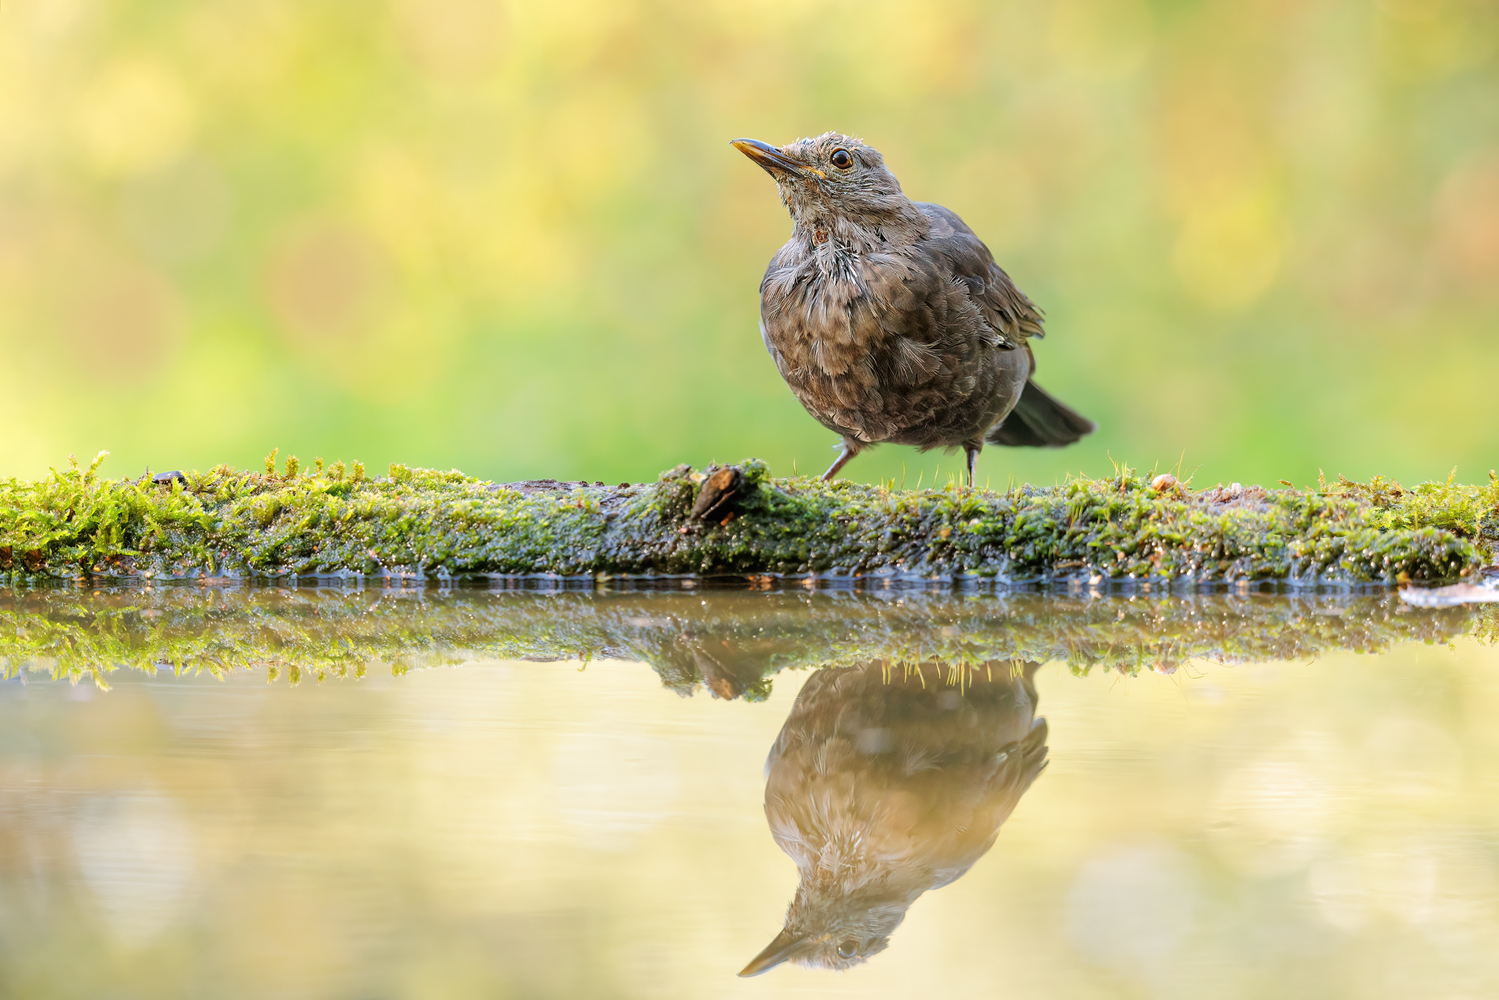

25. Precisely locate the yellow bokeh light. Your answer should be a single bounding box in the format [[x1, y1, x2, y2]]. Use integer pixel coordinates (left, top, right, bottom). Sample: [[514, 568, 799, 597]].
[[74, 60, 197, 176], [1173, 184, 1287, 310], [1050, 0, 1154, 80]]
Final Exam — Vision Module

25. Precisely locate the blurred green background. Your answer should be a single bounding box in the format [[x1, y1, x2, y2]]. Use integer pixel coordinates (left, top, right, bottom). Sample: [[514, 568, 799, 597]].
[[1, 0, 1496, 489]]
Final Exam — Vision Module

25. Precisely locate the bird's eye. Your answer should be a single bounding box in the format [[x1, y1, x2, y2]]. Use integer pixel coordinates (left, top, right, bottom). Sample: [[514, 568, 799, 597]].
[[830, 148, 854, 169], [837, 939, 859, 959]]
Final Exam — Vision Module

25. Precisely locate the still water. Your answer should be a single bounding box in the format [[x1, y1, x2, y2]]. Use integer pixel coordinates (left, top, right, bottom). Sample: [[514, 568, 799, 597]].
[[2, 587, 1497, 999]]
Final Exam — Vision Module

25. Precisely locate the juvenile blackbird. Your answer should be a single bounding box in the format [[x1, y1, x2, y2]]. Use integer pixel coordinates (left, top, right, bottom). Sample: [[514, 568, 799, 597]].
[[739, 660, 1049, 976], [732, 133, 1094, 485]]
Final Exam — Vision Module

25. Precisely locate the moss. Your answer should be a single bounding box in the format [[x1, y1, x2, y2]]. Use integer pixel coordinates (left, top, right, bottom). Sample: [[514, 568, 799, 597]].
[[1, 452, 1493, 587], [1322, 470, 1499, 552], [1, 587, 1486, 698]]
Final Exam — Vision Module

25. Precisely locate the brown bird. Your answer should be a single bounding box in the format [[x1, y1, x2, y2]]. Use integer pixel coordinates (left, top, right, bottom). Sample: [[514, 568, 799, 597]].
[[739, 660, 1049, 976], [732, 133, 1093, 485]]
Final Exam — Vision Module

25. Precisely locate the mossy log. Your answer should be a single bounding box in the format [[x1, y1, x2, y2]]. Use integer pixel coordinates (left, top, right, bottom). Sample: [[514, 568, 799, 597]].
[[2, 452, 1497, 588]]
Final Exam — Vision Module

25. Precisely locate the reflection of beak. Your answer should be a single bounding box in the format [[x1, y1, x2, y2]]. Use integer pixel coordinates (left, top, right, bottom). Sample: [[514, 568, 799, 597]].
[[738, 927, 809, 977], [731, 138, 821, 179]]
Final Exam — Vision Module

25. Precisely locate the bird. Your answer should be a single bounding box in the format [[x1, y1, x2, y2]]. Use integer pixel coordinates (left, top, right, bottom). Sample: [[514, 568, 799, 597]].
[[739, 659, 1049, 977], [732, 133, 1094, 486]]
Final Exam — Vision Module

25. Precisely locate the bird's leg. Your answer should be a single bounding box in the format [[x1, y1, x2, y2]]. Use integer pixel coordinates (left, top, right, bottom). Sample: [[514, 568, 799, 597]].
[[963, 443, 981, 489], [821, 441, 861, 482]]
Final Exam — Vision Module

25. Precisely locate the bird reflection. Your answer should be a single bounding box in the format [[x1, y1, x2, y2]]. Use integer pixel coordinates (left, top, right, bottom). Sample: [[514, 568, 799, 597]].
[[740, 660, 1048, 976]]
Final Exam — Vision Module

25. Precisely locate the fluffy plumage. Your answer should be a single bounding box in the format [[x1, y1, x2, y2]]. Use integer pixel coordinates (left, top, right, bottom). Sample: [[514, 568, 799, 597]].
[[733, 132, 1093, 484]]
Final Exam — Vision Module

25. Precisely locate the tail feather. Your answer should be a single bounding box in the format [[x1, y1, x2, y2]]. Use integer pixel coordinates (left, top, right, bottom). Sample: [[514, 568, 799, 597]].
[[987, 380, 1094, 448], [1009, 717, 1051, 798], [1020, 717, 1050, 785]]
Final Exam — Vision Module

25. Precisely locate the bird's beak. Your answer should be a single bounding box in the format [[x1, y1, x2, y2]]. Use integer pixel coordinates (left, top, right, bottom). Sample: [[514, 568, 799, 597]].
[[738, 927, 809, 977], [731, 138, 819, 179]]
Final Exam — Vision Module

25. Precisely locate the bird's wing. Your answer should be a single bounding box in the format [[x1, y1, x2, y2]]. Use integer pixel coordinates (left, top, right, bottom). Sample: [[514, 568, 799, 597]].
[[924, 717, 1051, 887], [915, 202, 1045, 345]]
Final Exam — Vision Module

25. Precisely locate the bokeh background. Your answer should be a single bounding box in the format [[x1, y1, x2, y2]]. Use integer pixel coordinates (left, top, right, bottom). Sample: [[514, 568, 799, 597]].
[[2, 0, 1496, 489]]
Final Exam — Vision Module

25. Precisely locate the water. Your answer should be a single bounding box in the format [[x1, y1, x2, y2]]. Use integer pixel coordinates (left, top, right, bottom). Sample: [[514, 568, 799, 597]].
[[2, 586, 1497, 999]]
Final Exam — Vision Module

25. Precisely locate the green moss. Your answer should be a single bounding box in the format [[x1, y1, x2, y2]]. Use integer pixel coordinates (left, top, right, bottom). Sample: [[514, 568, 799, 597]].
[[1, 453, 1493, 586], [1323, 470, 1499, 551]]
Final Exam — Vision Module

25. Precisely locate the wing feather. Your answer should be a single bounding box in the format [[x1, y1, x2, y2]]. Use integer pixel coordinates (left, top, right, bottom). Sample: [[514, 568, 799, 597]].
[[916, 202, 1045, 345]]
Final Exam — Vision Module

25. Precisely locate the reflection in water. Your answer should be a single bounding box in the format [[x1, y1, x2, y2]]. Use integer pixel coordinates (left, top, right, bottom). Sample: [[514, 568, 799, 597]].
[[1, 587, 1498, 998], [550, 733, 681, 850], [71, 791, 196, 946], [4, 587, 1490, 695], [742, 660, 1048, 975], [1065, 842, 1199, 974]]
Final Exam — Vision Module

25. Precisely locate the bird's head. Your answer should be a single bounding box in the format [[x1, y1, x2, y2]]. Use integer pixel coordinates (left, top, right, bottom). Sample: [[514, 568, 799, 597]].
[[731, 132, 926, 244], [737, 887, 908, 977]]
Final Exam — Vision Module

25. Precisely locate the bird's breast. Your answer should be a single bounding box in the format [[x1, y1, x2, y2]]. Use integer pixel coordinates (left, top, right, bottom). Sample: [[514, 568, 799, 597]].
[[760, 261, 873, 377], [758, 243, 1022, 446]]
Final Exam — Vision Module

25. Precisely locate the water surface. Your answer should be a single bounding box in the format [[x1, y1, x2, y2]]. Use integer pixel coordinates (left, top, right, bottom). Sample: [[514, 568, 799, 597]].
[[2, 587, 1496, 998]]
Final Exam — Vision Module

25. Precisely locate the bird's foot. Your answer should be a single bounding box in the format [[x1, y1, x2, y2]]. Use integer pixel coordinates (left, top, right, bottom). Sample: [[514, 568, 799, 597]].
[[963, 444, 980, 489], [821, 444, 858, 482]]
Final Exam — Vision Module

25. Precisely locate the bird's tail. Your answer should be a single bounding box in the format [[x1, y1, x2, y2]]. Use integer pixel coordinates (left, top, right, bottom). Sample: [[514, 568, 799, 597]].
[[1017, 717, 1050, 790], [987, 380, 1094, 447]]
